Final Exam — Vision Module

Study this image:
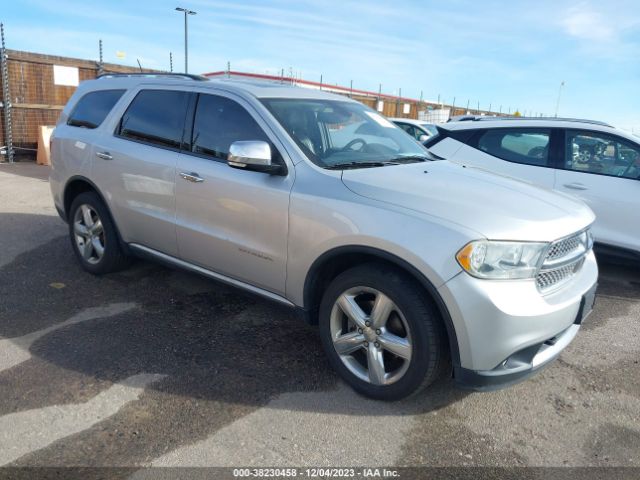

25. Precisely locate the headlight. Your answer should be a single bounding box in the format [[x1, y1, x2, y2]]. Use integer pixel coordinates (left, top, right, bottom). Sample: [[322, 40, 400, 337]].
[[456, 240, 549, 279]]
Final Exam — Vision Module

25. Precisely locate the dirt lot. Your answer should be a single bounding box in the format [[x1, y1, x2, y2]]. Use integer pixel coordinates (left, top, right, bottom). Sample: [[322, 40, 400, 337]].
[[0, 162, 638, 477]]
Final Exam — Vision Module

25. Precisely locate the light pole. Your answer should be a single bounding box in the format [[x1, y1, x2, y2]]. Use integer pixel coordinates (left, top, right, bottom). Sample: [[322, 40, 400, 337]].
[[555, 80, 565, 117], [175, 7, 196, 73]]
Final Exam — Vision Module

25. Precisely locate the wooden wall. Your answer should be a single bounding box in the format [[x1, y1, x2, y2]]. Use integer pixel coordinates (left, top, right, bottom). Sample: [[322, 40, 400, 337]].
[[0, 50, 158, 155]]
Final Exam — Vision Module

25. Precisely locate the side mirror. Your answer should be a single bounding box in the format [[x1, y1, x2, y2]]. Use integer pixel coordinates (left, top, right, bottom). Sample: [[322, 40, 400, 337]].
[[418, 134, 430, 143], [227, 141, 285, 175]]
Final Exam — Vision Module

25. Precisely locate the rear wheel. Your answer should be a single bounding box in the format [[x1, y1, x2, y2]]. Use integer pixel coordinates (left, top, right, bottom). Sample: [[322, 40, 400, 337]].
[[68, 191, 130, 274], [319, 264, 447, 400]]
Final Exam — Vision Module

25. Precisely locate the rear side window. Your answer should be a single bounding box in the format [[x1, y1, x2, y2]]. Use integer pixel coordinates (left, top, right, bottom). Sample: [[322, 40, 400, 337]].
[[476, 129, 551, 166], [118, 90, 191, 149], [191, 94, 271, 161], [67, 89, 125, 129]]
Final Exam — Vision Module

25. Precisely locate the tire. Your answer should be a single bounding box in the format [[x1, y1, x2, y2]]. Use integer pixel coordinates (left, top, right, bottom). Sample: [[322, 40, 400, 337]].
[[319, 263, 448, 400], [68, 191, 130, 275]]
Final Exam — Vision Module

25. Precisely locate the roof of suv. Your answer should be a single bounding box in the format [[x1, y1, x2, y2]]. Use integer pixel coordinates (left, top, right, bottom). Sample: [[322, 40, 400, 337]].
[[84, 74, 358, 102], [439, 116, 638, 143]]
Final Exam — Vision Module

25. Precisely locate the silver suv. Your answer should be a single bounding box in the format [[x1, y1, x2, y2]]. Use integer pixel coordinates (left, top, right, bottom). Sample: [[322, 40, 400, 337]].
[[50, 74, 598, 400]]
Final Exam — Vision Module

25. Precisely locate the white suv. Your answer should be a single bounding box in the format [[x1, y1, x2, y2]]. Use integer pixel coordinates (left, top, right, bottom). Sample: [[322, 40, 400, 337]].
[[426, 117, 640, 260], [50, 75, 598, 400]]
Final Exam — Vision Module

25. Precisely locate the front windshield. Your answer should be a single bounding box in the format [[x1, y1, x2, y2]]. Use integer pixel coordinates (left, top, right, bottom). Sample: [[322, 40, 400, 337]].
[[261, 98, 434, 168]]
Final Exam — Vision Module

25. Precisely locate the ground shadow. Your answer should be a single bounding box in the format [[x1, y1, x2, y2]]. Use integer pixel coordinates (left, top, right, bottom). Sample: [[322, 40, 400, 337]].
[[0, 217, 469, 418]]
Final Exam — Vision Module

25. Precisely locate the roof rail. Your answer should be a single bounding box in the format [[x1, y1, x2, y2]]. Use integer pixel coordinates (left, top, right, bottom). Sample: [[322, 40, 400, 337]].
[[96, 72, 210, 82], [448, 115, 612, 127]]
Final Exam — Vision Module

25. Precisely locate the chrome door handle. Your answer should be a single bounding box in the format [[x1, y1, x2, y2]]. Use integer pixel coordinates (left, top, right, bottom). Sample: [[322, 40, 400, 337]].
[[563, 182, 587, 190], [95, 151, 113, 160], [180, 171, 204, 183]]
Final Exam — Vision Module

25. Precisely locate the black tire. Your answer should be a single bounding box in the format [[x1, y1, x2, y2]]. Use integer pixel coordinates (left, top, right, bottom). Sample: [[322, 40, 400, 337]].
[[319, 263, 448, 401], [68, 191, 130, 275]]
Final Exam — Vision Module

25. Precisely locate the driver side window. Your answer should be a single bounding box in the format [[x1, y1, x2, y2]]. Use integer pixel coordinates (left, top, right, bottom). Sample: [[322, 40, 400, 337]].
[[565, 130, 640, 179]]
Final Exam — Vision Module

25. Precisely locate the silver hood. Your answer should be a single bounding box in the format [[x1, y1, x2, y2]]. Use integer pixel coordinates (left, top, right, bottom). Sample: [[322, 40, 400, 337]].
[[341, 160, 595, 242]]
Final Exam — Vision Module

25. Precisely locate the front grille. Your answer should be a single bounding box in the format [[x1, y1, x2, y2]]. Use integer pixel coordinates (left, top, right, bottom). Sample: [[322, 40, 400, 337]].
[[536, 258, 585, 291], [546, 236, 581, 261], [536, 230, 592, 293]]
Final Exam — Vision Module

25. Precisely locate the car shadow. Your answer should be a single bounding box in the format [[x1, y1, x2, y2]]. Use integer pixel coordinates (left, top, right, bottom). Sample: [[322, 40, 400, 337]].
[[0, 216, 468, 419]]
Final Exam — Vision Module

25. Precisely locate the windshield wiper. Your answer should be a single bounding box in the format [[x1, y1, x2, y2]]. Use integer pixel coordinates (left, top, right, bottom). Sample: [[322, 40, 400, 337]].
[[386, 155, 429, 163], [325, 161, 391, 170], [325, 155, 430, 170]]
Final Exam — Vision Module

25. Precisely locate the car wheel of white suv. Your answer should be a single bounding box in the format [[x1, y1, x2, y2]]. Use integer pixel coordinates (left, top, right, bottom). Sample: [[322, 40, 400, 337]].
[[68, 191, 130, 274], [319, 264, 448, 400]]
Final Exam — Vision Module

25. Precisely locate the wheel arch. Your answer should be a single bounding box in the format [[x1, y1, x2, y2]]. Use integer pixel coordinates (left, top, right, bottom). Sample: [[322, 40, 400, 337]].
[[302, 245, 461, 367], [63, 176, 107, 221], [63, 175, 129, 253]]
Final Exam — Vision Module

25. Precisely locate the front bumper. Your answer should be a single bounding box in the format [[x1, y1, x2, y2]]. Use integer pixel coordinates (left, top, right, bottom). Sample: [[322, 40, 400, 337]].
[[437, 250, 598, 390]]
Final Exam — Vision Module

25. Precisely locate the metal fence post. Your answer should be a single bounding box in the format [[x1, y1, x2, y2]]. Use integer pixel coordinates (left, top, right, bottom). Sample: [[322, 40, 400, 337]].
[[1, 23, 14, 163], [98, 39, 104, 76]]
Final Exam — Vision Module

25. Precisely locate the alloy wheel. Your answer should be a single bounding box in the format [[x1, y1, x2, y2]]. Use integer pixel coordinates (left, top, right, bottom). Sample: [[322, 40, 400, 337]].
[[73, 204, 105, 265], [329, 286, 412, 386]]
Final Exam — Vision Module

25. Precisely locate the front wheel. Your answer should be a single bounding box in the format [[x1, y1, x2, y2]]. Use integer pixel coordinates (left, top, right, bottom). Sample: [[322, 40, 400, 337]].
[[319, 264, 448, 400]]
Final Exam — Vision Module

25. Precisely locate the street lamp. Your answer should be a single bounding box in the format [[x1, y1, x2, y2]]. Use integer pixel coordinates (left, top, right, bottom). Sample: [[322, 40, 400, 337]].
[[554, 80, 565, 118], [175, 7, 196, 73]]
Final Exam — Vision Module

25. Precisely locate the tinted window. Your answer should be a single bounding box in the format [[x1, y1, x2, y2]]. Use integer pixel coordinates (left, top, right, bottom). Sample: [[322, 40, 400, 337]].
[[67, 89, 125, 129], [565, 130, 640, 179], [192, 94, 270, 160], [476, 129, 551, 166], [119, 90, 190, 149]]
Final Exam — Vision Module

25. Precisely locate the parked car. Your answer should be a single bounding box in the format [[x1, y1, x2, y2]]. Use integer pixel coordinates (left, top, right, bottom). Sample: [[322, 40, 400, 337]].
[[426, 117, 640, 260], [50, 75, 597, 400], [389, 118, 438, 144]]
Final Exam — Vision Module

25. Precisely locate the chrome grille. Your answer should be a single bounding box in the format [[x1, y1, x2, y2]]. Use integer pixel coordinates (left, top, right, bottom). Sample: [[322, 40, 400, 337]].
[[546, 236, 581, 261], [536, 258, 585, 291], [536, 230, 592, 293]]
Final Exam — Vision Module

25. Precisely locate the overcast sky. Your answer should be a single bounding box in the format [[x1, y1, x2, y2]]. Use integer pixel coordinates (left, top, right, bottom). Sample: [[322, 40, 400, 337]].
[[4, 0, 639, 132]]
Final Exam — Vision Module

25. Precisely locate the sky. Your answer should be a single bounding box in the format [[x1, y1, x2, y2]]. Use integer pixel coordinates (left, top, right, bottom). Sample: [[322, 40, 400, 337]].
[[2, 0, 639, 132]]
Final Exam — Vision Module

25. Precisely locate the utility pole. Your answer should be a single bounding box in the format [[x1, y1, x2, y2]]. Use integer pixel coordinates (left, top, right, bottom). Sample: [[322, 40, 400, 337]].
[[169, 52, 173, 72], [555, 80, 565, 117], [175, 7, 197, 73]]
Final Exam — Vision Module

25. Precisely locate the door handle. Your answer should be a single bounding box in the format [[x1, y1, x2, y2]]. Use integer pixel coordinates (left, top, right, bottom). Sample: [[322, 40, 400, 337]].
[[563, 182, 588, 191], [180, 171, 204, 183], [95, 151, 113, 160]]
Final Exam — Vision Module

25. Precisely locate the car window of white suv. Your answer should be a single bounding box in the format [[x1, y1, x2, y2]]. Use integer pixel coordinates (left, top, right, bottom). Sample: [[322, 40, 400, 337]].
[[476, 129, 551, 167], [565, 130, 640, 179]]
